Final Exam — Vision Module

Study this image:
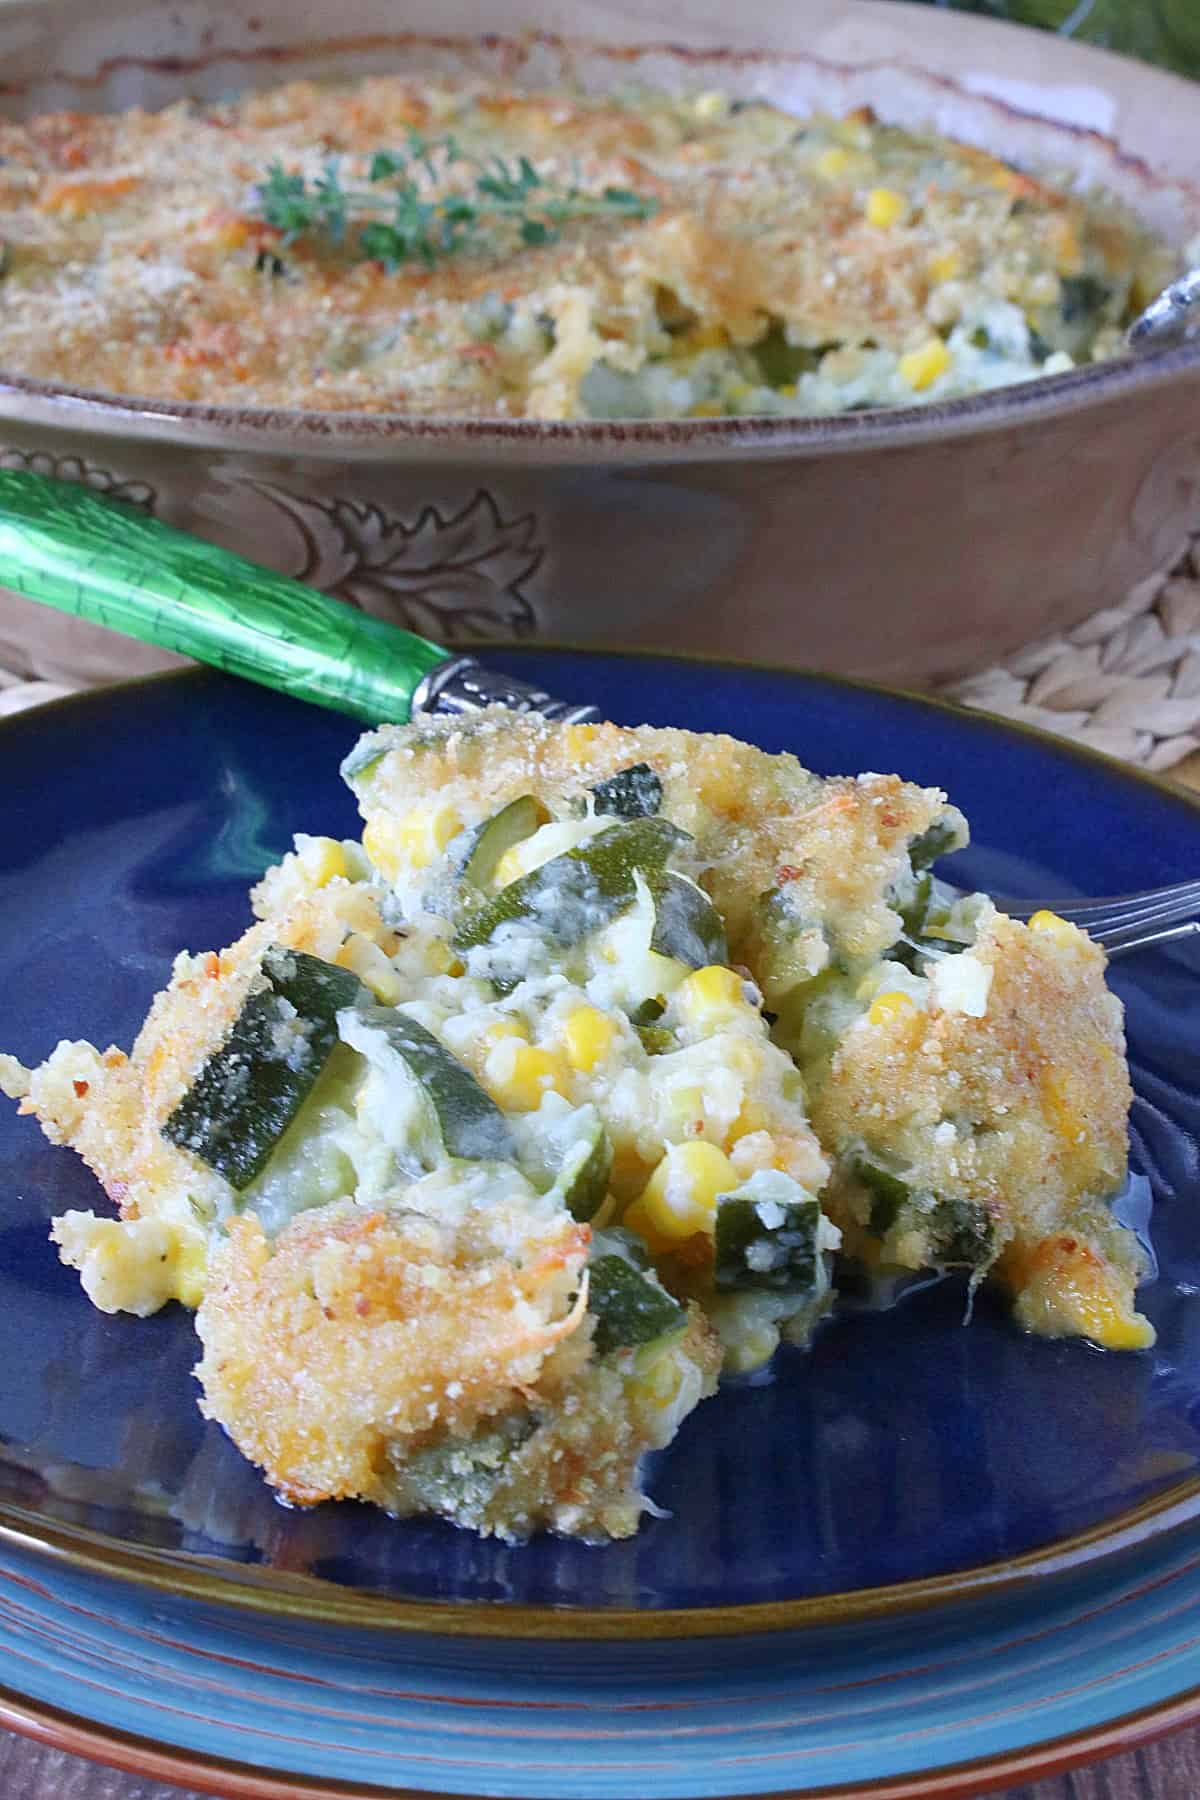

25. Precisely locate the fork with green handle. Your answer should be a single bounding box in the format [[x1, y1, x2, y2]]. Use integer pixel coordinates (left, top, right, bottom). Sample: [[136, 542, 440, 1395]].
[[0, 466, 1193, 957], [0, 466, 597, 728]]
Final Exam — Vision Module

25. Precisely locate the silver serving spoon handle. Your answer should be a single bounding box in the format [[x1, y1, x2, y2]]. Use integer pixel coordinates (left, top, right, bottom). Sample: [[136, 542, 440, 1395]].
[[1128, 265, 1200, 352]]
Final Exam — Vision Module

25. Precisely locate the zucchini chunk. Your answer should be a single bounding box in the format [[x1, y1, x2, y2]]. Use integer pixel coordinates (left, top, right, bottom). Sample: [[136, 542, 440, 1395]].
[[452, 816, 689, 955], [555, 1120, 613, 1222], [907, 818, 964, 872], [587, 1254, 687, 1356], [163, 946, 361, 1190], [458, 795, 549, 893], [339, 1002, 515, 1164], [650, 871, 728, 968], [521, 1103, 613, 1221], [853, 1155, 993, 1269], [714, 1176, 824, 1293], [590, 763, 663, 820]]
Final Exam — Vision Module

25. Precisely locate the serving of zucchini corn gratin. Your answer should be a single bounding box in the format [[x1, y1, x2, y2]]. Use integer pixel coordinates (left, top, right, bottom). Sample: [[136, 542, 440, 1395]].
[[0, 73, 1176, 419], [1, 712, 1153, 1542]]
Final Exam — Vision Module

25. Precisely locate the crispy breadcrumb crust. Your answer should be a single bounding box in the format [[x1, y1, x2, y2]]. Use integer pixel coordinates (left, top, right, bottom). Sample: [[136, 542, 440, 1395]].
[[0, 79, 1168, 417], [196, 1200, 719, 1537], [349, 708, 956, 967]]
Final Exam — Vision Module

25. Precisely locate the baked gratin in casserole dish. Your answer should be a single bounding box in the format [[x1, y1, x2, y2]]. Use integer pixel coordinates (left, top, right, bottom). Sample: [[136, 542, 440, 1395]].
[[0, 73, 1177, 420], [2, 714, 1151, 1543]]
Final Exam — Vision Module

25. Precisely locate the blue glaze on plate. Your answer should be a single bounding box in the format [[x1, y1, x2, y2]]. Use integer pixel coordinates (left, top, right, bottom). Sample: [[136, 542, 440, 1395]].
[[2, 654, 1199, 1623]]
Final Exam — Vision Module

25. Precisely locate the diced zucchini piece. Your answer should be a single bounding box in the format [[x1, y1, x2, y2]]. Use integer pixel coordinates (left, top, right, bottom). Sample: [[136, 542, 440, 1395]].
[[452, 816, 689, 954], [751, 321, 822, 387], [852, 1155, 993, 1268], [587, 1254, 686, 1356], [395, 1413, 535, 1527], [339, 1002, 515, 1163], [853, 1155, 911, 1235], [907, 819, 962, 872], [458, 795, 549, 893], [590, 763, 663, 820], [893, 869, 932, 938], [752, 888, 830, 1005], [1060, 274, 1112, 324], [163, 946, 362, 1191], [933, 1196, 994, 1268], [714, 1174, 823, 1293], [650, 871, 728, 968], [523, 1103, 613, 1221], [555, 1119, 613, 1222]]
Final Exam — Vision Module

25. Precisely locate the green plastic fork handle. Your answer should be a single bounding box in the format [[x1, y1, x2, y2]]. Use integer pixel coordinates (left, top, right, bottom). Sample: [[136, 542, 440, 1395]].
[[0, 469, 449, 724]]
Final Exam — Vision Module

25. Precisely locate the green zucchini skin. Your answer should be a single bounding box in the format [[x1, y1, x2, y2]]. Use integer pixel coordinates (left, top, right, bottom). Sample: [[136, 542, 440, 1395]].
[[452, 816, 688, 955], [458, 795, 549, 893], [587, 1254, 687, 1356], [906, 818, 962, 872], [852, 1155, 993, 1269], [163, 946, 361, 1191], [452, 815, 729, 985], [590, 763, 663, 820], [342, 1002, 516, 1163], [650, 871, 728, 968], [714, 1188, 822, 1293], [554, 1122, 613, 1222]]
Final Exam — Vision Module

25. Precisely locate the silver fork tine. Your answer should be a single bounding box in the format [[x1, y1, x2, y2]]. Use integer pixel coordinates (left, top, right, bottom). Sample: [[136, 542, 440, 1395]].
[[987, 878, 1200, 935], [1050, 879, 1200, 929], [1101, 919, 1200, 960]]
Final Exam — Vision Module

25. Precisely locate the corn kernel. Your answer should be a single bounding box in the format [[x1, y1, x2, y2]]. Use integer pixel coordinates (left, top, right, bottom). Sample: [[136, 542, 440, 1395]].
[[624, 1141, 740, 1250], [693, 90, 728, 122], [481, 1017, 529, 1049], [675, 964, 746, 1025], [690, 401, 724, 418], [483, 1040, 567, 1112], [562, 1005, 617, 1072], [634, 1351, 685, 1408], [1028, 909, 1081, 947], [865, 186, 907, 228], [363, 806, 460, 879], [927, 249, 963, 284], [722, 1320, 781, 1376], [868, 990, 917, 1027], [815, 146, 851, 179], [899, 338, 952, 391], [336, 933, 403, 1004], [564, 724, 597, 760], [296, 835, 347, 888], [172, 1238, 208, 1310]]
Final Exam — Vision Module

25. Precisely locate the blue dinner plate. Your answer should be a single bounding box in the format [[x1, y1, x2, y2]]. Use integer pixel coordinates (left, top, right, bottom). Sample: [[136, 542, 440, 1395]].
[[1, 650, 1199, 1797]]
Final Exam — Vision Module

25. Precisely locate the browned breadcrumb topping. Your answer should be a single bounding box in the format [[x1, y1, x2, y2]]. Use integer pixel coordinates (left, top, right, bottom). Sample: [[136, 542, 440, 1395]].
[[0, 77, 1173, 418]]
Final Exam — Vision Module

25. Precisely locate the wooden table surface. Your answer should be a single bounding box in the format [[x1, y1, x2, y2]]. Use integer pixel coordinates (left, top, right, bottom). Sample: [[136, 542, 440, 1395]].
[[5, 762, 1198, 1800]]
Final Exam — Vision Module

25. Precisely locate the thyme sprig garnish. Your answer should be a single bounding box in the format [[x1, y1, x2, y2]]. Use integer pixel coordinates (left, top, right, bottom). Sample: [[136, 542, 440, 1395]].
[[255, 131, 658, 270]]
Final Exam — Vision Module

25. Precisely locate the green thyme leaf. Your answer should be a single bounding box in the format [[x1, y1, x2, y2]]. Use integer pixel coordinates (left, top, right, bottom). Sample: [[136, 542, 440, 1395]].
[[253, 136, 658, 271]]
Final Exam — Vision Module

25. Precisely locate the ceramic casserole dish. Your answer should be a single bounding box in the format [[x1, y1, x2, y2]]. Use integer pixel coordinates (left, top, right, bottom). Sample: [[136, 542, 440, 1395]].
[[0, 0, 1198, 690]]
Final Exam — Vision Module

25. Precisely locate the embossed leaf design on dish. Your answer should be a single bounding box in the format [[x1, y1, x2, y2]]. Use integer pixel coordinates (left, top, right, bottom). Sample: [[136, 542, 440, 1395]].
[[0, 447, 155, 513], [225, 480, 542, 642]]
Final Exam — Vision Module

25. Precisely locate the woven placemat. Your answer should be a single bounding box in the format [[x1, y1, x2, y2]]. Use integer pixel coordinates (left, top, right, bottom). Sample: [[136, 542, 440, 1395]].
[[3, 533, 1200, 775]]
